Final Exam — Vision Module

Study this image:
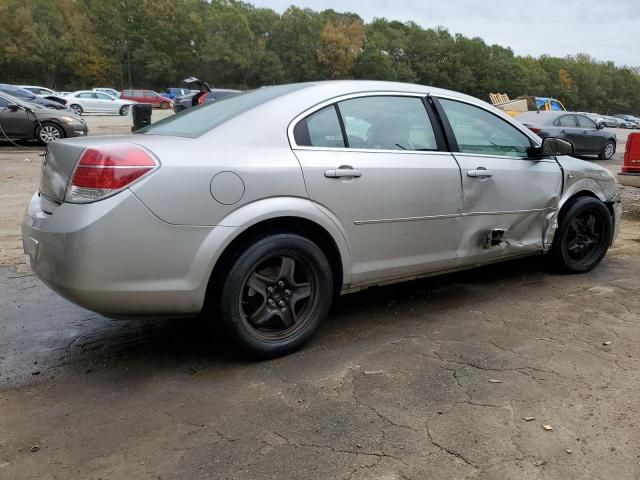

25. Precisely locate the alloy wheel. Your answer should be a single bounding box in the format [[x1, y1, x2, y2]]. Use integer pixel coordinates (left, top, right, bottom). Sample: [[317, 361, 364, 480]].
[[39, 125, 61, 143], [564, 211, 605, 263], [239, 254, 318, 341], [603, 143, 615, 159]]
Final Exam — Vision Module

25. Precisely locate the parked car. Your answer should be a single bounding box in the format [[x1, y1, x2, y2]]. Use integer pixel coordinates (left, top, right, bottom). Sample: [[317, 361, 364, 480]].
[[0, 84, 68, 110], [172, 77, 240, 113], [618, 132, 640, 187], [20, 85, 59, 96], [517, 111, 617, 160], [120, 89, 173, 109], [165, 87, 192, 100], [615, 114, 640, 129], [64, 91, 136, 116], [0, 91, 87, 144], [93, 88, 120, 98], [600, 115, 626, 128], [22, 81, 621, 358]]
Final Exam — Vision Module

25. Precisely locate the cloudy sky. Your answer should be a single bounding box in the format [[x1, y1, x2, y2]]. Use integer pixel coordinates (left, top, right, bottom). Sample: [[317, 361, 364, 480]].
[[250, 0, 640, 67]]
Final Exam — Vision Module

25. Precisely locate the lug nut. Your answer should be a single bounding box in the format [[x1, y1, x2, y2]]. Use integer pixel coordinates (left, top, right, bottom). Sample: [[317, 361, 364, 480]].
[[268, 299, 276, 306], [285, 289, 292, 296], [278, 300, 286, 307], [267, 286, 274, 294], [278, 281, 285, 287]]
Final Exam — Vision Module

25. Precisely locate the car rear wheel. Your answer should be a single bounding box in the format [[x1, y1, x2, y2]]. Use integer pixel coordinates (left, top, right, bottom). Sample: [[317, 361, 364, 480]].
[[119, 105, 130, 116], [69, 104, 83, 115], [551, 197, 612, 273], [36, 122, 64, 144], [599, 141, 615, 160], [220, 234, 333, 358], [160, 101, 170, 110]]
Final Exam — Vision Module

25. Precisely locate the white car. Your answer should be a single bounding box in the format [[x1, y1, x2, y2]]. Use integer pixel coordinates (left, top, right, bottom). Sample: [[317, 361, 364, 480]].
[[64, 90, 136, 116], [93, 87, 121, 98]]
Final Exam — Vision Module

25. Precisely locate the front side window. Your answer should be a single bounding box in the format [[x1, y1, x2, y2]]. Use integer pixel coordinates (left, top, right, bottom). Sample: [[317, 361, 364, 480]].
[[338, 96, 437, 151], [439, 98, 532, 158], [576, 115, 596, 129], [132, 90, 144, 97], [0, 97, 8, 108], [95, 93, 111, 100]]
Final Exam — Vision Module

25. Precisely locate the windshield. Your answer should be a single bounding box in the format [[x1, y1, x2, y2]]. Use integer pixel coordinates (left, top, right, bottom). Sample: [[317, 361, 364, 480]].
[[137, 83, 309, 137]]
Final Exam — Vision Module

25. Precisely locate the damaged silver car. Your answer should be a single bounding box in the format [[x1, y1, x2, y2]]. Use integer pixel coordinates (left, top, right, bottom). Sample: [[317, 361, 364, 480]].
[[22, 81, 622, 357]]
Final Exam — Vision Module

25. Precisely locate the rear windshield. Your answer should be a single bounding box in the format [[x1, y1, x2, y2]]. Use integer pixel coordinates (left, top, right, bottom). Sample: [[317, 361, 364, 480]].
[[137, 84, 308, 138]]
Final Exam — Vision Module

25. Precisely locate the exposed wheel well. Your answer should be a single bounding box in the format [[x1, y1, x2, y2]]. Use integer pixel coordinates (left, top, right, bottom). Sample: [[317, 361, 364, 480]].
[[205, 217, 344, 309], [559, 190, 615, 224]]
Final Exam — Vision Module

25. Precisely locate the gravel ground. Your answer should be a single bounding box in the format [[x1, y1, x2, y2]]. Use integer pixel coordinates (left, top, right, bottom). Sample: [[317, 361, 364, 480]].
[[0, 119, 639, 479]]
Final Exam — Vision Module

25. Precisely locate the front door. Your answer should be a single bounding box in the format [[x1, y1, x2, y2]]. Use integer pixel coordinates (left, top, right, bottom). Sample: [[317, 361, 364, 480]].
[[292, 94, 463, 286], [575, 114, 605, 153], [434, 97, 562, 263]]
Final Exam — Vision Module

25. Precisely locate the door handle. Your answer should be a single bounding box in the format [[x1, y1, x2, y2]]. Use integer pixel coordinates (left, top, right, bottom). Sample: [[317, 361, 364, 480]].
[[467, 168, 493, 178], [324, 166, 362, 178]]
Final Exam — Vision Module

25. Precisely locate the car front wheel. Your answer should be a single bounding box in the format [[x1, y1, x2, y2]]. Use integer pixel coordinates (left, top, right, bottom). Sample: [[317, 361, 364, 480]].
[[36, 122, 64, 144], [220, 234, 333, 358], [551, 197, 613, 273], [160, 101, 170, 109]]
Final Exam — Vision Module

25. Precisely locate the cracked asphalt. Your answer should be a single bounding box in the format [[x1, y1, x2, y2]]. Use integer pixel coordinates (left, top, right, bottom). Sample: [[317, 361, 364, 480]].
[[1, 120, 640, 479]]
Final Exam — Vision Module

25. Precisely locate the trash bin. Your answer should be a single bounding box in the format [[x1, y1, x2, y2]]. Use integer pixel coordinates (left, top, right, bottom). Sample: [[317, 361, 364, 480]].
[[131, 103, 152, 132]]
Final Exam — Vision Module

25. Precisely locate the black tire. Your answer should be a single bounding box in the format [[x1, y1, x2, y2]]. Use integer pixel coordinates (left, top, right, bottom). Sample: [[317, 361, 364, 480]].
[[35, 122, 64, 144], [69, 104, 83, 115], [160, 101, 170, 110], [620, 123, 627, 129], [220, 234, 333, 358], [119, 105, 130, 116], [551, 197, 613, 273], [598, 141, 615, 160]]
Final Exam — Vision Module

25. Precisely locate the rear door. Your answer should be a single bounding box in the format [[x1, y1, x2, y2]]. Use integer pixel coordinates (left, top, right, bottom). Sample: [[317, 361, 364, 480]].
[[292, 94, 463, 286], [76, 92, 98, 111], [433, 97, 562, 263]]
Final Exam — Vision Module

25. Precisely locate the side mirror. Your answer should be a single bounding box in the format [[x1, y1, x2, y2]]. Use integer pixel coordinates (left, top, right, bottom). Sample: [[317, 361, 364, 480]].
[[542, 137, 574, 156], [596, 122, 605, 130], [7, 103, 19, 111], [528, 137, 575, 158]]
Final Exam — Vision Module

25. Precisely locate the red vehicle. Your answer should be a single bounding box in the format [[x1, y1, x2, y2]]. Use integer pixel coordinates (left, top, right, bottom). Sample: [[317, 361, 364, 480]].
[[618, 132, 640, 187], [120, 89, 173, 109]]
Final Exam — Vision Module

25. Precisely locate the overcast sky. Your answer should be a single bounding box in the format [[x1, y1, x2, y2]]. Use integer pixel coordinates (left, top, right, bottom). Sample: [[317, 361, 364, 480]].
[[250, 0, 640, 67]]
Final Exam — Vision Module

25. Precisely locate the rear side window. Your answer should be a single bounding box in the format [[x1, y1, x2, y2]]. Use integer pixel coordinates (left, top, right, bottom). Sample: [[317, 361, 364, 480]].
[[294, 106, 345, 148], [139, 84, 308, 138], [122, 90, 133, 96], [439, 98, 532, 158], [556, 115, 577, 127], [338, 96, 437, 151]]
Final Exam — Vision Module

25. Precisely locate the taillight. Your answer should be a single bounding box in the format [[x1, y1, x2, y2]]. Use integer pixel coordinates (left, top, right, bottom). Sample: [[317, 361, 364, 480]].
[[65, 144, 158, 203]]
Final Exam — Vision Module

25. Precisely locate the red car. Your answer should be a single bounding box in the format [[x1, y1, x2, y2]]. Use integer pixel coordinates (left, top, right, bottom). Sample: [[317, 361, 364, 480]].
[[120, 89, 173, 109]]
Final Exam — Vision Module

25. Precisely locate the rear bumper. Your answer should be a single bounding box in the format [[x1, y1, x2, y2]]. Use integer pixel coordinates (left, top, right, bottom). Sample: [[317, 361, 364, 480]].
[[618, 172, 640, 188], [22, 191, 219, 318]]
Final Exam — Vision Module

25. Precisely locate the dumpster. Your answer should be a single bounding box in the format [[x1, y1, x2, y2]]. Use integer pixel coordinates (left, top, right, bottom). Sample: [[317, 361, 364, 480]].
[[131, 103, 152, 132]]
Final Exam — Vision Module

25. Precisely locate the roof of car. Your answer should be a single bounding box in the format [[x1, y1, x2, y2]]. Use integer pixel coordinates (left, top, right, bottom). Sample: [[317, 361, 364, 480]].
[[516, 110, 589, 125]]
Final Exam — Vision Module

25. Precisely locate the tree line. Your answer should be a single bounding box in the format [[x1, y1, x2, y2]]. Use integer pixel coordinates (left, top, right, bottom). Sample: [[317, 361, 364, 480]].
[[1, 0, 639, 115]]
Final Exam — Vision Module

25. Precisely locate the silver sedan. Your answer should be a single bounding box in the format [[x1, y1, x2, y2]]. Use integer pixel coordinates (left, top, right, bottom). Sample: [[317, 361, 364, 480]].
[[22, 81, 622, 357]]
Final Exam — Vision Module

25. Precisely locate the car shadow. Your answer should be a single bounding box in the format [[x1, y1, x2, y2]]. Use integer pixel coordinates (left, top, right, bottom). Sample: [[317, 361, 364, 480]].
[[12, 255, 552, 383]]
